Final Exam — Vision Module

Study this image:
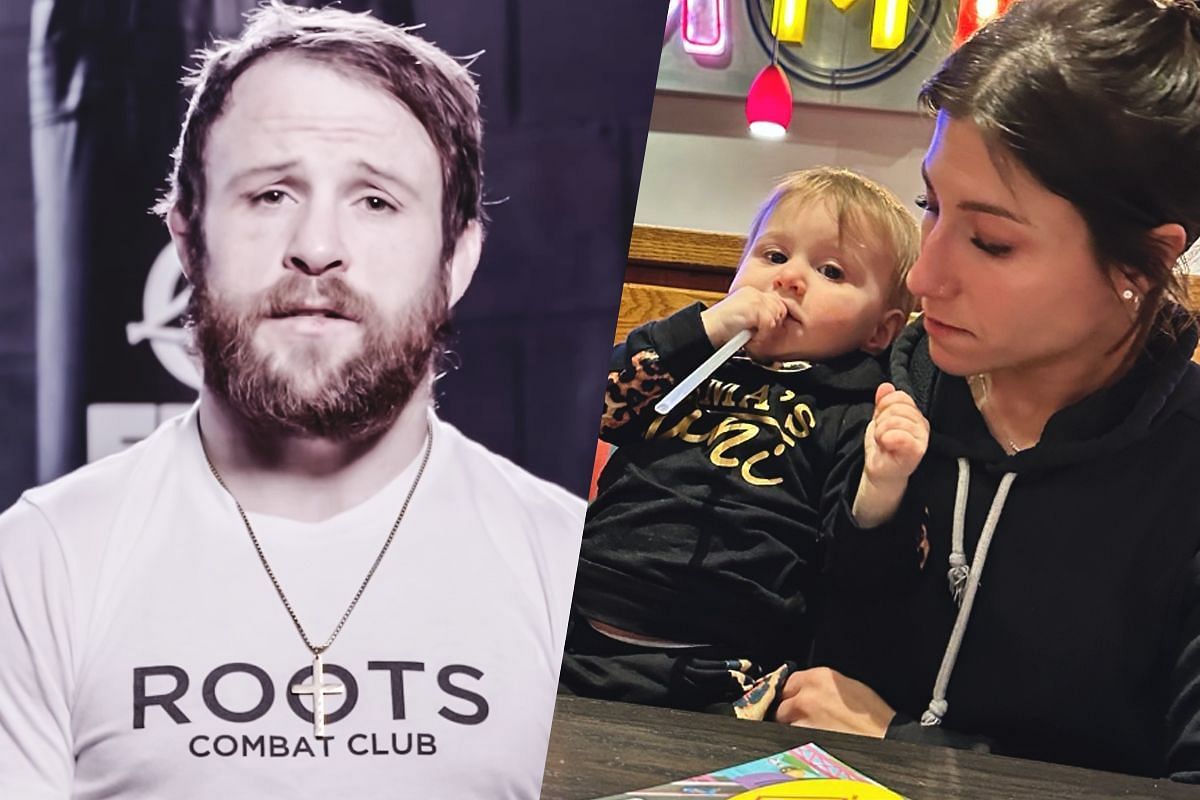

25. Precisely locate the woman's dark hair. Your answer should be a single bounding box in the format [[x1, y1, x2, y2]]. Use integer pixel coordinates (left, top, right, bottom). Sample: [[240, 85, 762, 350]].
[[921, 0, 1200, 351]]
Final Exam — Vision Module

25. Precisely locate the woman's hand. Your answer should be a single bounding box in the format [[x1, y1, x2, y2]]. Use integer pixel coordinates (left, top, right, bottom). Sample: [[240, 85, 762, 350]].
[[775, 667, 895, 738]]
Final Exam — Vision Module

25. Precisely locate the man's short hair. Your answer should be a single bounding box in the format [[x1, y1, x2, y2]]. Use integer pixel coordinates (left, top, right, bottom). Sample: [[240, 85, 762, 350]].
[[155, 1, 485, 264], [742, 167, 921, 316]]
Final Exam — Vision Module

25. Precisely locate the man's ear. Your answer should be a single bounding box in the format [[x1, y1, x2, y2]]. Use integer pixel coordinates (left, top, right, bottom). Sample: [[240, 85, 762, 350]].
[[862, 309, 907, 355], [167, 205, 195, 282], [447, 220, 483, 308]]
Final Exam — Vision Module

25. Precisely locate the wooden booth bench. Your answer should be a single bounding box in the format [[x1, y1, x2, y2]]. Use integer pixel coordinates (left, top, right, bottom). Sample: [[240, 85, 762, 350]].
[[614, 225, 739, 344]]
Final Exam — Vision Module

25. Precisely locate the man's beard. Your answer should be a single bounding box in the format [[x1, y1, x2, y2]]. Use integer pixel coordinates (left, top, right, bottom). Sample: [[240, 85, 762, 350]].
[[188, 267, 450, 442]]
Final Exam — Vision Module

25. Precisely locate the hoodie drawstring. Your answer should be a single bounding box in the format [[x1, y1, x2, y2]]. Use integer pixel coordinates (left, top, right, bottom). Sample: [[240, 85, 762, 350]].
[[921, 457, 1017, 727]]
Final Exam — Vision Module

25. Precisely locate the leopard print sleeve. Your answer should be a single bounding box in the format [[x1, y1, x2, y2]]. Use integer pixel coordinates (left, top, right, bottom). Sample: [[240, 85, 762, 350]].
[[597, 303, 712, 443], [599, 348, 675, 440]]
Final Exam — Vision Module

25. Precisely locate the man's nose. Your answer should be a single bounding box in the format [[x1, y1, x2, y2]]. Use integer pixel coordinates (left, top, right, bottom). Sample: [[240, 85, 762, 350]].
[[284, 202, 348, 275]]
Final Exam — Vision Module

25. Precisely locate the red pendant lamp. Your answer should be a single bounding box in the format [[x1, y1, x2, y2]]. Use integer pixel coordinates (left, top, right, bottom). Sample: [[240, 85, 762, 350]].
[[954, 0, 1015, 47], [746, 2, 792, 140]]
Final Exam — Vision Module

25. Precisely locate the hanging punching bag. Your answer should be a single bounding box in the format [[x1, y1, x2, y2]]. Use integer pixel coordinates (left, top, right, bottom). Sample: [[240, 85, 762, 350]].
[[28, 0, 234, 481]]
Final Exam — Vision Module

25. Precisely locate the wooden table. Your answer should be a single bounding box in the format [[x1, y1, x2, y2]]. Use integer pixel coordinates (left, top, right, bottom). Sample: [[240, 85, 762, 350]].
[[542, 696, 1200, 799]]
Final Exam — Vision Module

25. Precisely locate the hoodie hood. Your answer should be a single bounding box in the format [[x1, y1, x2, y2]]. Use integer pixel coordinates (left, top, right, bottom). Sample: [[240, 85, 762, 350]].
[[890, 313, 1200, 473]]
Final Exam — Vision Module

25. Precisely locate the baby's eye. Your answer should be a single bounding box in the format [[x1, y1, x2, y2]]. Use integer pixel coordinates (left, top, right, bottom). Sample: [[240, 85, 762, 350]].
[[914, 193, 939, 214], [817, 263, 845, 281], [765, 250, 788, 265]]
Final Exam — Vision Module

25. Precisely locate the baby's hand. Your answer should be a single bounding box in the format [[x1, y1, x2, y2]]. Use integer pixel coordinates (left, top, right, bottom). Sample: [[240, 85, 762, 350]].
[[863, 383, 929, 488], [700, 286, 788, 349]]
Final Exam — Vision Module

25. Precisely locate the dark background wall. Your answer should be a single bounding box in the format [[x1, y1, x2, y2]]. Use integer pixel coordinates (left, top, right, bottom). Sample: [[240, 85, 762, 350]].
[[0, 1, 37, 511], [2, 0, 665, 507]]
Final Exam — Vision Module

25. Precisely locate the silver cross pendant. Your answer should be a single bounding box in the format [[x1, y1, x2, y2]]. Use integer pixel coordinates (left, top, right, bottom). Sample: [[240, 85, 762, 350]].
[[290, 652, 345, 738]]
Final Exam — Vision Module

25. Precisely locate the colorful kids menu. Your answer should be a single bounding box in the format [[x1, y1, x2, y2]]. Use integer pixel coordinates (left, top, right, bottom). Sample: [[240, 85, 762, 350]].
[[595, 742, 905, 799]]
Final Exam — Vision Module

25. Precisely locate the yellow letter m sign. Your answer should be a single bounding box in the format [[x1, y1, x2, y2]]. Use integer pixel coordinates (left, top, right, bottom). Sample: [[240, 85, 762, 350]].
[[771, 0, 909, 50]]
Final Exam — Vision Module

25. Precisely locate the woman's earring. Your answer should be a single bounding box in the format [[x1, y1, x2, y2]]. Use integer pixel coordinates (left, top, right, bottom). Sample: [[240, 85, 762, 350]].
[[1122, 288, 1141, 307]]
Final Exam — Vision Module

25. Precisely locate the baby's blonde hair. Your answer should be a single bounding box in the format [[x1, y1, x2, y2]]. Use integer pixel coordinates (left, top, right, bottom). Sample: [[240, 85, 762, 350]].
[[741, 167, 920, 315]]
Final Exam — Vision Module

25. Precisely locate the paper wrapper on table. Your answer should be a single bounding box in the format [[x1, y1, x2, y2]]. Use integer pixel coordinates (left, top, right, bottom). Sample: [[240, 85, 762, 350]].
[[595, 742, 905, 799]]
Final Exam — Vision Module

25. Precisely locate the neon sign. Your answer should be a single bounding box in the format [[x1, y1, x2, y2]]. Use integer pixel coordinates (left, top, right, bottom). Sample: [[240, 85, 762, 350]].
[[770, 0, 909, 51], [681, 0, 729, 56], [665, 0, 943, 93]]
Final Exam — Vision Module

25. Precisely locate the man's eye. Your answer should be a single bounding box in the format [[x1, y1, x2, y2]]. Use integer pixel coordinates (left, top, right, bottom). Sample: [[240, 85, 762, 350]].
[[765, 250, 788, 265], [363, 196, 395, 212], [817, 264, 845, 281], [255, 190, 287, 205]]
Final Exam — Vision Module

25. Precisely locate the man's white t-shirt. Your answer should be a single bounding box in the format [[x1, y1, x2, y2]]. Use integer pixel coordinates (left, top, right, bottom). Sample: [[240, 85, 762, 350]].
[[0, 406, 584, 799]]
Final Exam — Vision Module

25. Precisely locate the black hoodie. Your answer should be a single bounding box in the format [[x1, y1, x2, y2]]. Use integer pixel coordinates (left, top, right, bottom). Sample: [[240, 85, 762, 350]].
[[816, 316, 1200, 780]]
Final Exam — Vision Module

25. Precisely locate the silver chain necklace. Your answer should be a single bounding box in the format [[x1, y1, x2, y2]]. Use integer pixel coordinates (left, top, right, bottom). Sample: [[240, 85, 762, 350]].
[[967, 374, 1031, 455], [200, 419, 433, 738]]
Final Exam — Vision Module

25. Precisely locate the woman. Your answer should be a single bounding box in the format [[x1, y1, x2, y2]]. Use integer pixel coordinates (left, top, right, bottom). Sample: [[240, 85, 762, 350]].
[[778, 0, 1200, 782]]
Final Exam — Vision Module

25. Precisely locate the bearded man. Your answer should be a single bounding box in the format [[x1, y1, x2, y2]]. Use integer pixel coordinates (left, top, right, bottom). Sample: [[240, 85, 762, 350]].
[[0, 4, 583, 798]]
